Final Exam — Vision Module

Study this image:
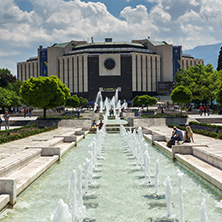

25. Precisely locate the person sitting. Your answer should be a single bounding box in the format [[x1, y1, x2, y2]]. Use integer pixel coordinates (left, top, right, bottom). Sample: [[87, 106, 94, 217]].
[[98, 119, 103, 130], [91, 120, 97, 133], [109, 107, 114, 116], [171, 126, 183, 145], [182, 125, 194, 144]]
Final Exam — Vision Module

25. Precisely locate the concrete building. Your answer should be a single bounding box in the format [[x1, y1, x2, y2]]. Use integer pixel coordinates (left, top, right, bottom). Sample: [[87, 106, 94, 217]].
[[17, 38, 203, 101]]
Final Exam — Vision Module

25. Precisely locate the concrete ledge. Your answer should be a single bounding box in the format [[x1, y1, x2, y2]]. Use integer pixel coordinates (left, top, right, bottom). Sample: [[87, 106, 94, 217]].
[[175, 154, 222, 190], [142, 129, 152, 134], [152, 134, 166, 144], [75, 131, 85, 136], [28, 147, 61, 160], [15, 156, 58, 195], [60, 142, 76, 156], [46, 137, 64, 146], [0, 194, 10, 211], [82, 127, 90, 131], [0, 178, 16, 205], [153, 141, 173, 158], [54, 136, 77, 143], [0, 149, 42, 177], [172, 145, 193, 160], [193, 147, 222, 170]]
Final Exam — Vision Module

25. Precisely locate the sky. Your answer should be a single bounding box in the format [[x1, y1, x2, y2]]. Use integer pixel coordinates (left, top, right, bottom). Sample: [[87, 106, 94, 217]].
[[1, 0, 222, 76]]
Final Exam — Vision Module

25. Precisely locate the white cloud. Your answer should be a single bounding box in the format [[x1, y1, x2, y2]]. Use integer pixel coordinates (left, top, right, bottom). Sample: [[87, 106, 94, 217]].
[[1, 0, 222, 74]]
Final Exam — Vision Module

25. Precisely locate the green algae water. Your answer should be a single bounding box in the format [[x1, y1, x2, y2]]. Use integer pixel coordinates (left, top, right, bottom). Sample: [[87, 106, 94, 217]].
[[0, 133, 222, 221]]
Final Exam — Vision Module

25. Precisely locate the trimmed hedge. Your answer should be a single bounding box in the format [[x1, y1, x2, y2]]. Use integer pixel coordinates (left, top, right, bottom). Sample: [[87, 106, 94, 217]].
[[168, 123, 222, 139], [0, 125, 58, 145]]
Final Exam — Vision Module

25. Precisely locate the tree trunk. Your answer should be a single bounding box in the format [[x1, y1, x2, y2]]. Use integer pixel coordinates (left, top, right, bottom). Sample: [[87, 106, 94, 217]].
[[43, 108, 47, 119]]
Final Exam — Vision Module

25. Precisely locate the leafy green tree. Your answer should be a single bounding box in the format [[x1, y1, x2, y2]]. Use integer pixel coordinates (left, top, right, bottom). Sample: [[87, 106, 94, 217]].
[[175, 64, 217, 106], [138, 95, 150, 107], [7, 80, 23, 96], [66, 95, 80, 108], [20, 76, 70, 119], [215, 84, 222, 105], [8, 90, 22, 108], [148, 97, 158, 106], [79, 97, 88, 107], [171, 85, 192, 115], [217, 46, 222, 71], [0, 88, 11, 112], [0, 68, 16, 88], [132, 95, 139, 106], [137, 95, 157, 107]]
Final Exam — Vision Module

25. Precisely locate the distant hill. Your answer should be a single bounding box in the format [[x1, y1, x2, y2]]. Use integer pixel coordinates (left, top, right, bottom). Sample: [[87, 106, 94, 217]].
[[183, 42, 222, 70]]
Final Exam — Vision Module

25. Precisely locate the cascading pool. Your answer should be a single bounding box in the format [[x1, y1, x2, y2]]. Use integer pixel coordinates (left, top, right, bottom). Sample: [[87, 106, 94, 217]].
[[0, 132, 222, 222]]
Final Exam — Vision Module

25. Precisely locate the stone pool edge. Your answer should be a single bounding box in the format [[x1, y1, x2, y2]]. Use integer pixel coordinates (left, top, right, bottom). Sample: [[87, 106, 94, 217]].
[[143, 130, 222, 191], [0, 131, 89, 212]]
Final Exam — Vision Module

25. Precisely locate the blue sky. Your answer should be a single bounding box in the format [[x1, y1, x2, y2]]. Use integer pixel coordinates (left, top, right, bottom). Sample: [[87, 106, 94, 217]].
[[1, 0, 222, 75]]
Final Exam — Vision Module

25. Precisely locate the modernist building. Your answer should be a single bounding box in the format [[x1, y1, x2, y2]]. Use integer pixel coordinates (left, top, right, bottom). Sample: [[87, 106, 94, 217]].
[[17, 38, 203, 101]]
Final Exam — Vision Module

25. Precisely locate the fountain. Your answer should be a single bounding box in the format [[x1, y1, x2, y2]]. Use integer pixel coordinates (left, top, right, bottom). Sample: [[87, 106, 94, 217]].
[[1, 125, 222, 221], [178, 170, 185, 222], [200, 199, 208, 222], [93, 89, 128, 121], [155, 159, 159, 195], [164, 176, 173, 218]]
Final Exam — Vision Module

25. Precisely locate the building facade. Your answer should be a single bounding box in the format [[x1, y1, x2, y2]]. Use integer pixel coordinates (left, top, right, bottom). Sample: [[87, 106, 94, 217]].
[[17, 38, 203, 101]]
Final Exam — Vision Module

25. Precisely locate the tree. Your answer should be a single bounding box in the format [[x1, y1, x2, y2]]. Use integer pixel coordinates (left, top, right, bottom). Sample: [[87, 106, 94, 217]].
[[20, 76, 70, 119], [215, 84, 222, 105], [137, 95, 158, 108], [0, 87, 22, 112], [7, 80, 23, 96], [66, 95, 80, 108], [175, 64, 218, 106], [171, 85, 192, 115], [0, 88, 11, 112], [132, 95, 139, 106], [217, 46, 222, 71], [79, 97, 88, 107], [0, 68, 16, 88]]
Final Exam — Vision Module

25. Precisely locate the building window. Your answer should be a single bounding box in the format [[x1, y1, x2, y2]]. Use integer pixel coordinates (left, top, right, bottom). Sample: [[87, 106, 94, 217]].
[[141, 55, 143, 91], [58, 59, 60, 79], [136, 55, 138, 91], [77, 56, 79, 92], [82, 55, 84, 92], [155, 56, 158, 92], [67, 57, 69, 88], [151, 56, 153, 91]]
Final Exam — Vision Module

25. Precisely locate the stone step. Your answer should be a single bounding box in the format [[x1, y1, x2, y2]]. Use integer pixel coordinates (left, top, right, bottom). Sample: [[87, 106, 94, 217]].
[[175, 154, 222, 190], [10, 156, 58, 196], [192, 147, 222, 170], [0, 155, 58, 210], [0, 149, 42, 177]]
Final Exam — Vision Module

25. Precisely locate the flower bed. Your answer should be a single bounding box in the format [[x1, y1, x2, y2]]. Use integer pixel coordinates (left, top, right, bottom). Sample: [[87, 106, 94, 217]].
[[168, 122, 222, 139], [0, 124, 57, 144]]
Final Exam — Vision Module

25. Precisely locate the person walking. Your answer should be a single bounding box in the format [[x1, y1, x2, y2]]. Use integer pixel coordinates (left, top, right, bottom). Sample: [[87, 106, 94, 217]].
[[23, 107, 27, 118], [203, 105, 207, 116], [0, 115, 2, 130], [29, 107, 33, 118], [199, 105, 203, 116], [3, 111, 10, 130]]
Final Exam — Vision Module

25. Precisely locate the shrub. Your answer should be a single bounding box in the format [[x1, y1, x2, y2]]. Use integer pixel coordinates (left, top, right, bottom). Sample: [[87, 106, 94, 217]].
[[0, 125, 57, 144]]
